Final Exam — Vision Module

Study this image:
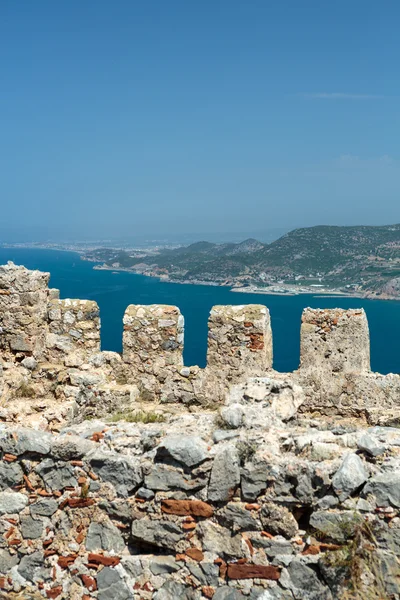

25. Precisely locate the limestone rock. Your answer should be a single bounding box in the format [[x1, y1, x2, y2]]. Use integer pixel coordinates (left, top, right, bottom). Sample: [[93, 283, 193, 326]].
[[282, 560, 332, 600], [363, 472, 400, 508], [156, 435, 209, 468], [331, 453, 368, 501], [0, 461, 23, 489], [0, 427, 51, 456], [0, 491, 28, 515], [86, 521, 125, 552], [88, 449, 142, 497], [131, 518, 185, 550], [260, 503, 298, 539], [97, 566, 132, 600], [208, 445, 240, 502], [35, 458, 77, 491]]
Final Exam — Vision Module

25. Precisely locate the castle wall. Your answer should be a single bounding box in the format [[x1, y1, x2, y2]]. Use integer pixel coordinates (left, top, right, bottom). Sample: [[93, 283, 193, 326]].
[[206, 304, 272, 380], [122, 304, 184, 399], [0, 262, 50, 360], [299, 308, 370, 374], [47, 298, 101, 366], [0, 410, 399, 599], [0, 263, 399, 426]]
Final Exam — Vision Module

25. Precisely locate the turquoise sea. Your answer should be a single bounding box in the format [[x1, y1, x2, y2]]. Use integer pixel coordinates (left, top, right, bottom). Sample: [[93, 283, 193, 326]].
[[0, 248, 399, 375]]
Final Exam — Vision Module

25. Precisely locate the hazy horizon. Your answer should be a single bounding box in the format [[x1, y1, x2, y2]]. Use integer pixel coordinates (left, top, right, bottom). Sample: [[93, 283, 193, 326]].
[[1, 1, 399, 237]]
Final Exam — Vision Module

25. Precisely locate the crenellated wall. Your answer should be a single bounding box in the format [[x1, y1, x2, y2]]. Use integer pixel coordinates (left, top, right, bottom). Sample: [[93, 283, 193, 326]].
[[0, 262, 399, 428]]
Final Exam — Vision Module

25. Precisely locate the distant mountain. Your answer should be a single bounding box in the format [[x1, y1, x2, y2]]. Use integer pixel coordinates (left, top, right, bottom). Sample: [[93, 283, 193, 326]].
[[84, 224, 400, 298]]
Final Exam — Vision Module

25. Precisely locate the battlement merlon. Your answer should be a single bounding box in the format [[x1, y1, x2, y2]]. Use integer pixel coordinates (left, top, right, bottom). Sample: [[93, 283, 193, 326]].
[[299, 307, 371, 374], [0, 262, 50, 359], [123, 304, 184, 372], [206, 304, 273, 380], [47, 298, 101, 365]]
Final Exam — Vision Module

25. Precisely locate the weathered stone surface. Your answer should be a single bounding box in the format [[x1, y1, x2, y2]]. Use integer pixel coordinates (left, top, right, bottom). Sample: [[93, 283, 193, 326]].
[[156, 435, 209, 468], [153, 580, 199, 600], [208, 445, 240, 502], [363, 472, 400, 508], [309, 510, 362, 542], [218, 503, 259, 531], [213, 588, 246, 600], [0, 427, 51, 455], [0, 491, 28, 515], [0, 549, 19, 573], [30, 498, 58, 517], [282, 560, 332, 600], [88, 449, 142, 496], [331, 453, 368, 501], [241, 462, 271, 501], [149, 556, 181, 575], [97, 566, 132, 600], [260, 503, 298, 539], [86, 521, 125, 552], [18, 551, 45, 582], [300, 308, 370, 374], [35, 458, 77, 491], [197, 521, 243, 559], [187, 562, 219, 586], [51, 434, 95, 460], [0, 461, 23, 489], [220, 404, 244, 429], [131, 518, 185, 550], [357, 433, 386, 457], [145, 463, 208, 492], [20, 515, 44, 539]]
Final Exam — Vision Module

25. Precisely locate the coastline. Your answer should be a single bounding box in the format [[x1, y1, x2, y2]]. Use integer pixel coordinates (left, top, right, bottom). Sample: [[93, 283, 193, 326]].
[[92, 263, 399, 302], [1, 246, 399, 302]]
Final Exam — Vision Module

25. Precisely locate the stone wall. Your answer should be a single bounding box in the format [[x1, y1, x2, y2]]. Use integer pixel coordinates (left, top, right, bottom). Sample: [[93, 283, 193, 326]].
[[0, 262, 400, 428], [0, 392, 400, 600]]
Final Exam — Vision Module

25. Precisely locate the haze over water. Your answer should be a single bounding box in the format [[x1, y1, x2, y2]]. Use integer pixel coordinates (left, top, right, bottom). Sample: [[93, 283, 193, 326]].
[[2, 248, 399, 375]]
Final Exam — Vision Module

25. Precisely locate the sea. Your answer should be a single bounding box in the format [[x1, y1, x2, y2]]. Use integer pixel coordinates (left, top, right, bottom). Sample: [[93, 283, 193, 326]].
[[1, 247, 399, 375]]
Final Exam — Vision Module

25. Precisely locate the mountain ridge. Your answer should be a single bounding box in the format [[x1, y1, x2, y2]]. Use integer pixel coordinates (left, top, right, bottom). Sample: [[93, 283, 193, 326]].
[[84, 223, 400, 298]]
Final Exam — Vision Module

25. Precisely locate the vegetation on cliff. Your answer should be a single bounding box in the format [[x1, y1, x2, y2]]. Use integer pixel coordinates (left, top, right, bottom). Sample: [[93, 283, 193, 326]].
[[85, 224, 400, 297]]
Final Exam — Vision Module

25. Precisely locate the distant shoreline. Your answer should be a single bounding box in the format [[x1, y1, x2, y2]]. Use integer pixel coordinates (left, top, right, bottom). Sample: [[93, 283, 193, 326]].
[[1, 245, 399, 302], [92, 263, 399, 301]]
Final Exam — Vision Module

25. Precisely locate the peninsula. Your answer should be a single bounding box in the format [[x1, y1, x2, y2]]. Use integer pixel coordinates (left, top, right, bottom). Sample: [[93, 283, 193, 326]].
[[81, 224, 400, 300]]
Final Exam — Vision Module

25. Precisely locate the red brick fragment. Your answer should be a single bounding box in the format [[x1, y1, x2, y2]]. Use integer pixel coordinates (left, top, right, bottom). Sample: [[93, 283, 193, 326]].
[[5, 527, 15, 539], [214, 557, 227, 579], [161, 499, 214, 518], [58, 554, 78, 568], [46, 586, 63, 598], [87, 553, 120, 567], [8, 538, 21, 546], [227, 563, 280, 580], [202, 587, 215, 599], [3, 453, 17, 462], [76, 530, 86, 544], [0, 577, 8, 589], [23, 474, 35, 491], [244, 503, 260, 511], [302, 544, 320, 555], [66, 498, 95, 509], [261, 531, 274, 539], [175, 553, 187, 562], [185, 547, 204, 561], [81, 574, 97, 591]]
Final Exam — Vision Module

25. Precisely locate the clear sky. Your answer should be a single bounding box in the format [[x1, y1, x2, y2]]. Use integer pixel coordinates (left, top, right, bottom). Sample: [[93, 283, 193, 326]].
[[1, 1, 399, 240]]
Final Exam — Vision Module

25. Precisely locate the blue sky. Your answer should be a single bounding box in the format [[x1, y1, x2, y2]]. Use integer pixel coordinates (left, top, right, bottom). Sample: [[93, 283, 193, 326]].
[[0, 1, 399, 240]]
